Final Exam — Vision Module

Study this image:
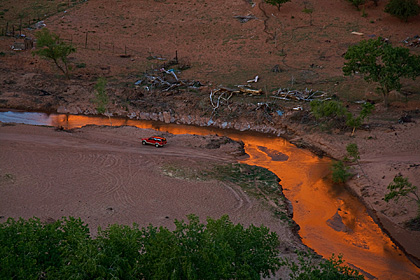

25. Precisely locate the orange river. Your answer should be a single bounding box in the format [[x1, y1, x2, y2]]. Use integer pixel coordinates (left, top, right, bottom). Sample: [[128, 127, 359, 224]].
[[1, 111, 419, 279]]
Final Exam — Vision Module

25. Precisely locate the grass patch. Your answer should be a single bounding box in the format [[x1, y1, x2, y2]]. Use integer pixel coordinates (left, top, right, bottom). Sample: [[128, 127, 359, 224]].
[[161, 162, 295, 225]]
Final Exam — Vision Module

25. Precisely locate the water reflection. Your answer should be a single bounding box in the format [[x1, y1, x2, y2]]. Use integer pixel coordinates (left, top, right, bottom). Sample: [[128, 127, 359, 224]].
[[1, 111, 419, 279]]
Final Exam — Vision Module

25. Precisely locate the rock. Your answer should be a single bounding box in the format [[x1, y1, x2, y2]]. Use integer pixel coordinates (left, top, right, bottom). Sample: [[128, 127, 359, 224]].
[[162, 111, 172, 123], [326, 211, 352, 233]]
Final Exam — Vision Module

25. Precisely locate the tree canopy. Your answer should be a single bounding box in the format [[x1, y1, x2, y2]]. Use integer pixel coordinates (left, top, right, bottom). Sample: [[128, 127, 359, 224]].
[[0, 215, 281, 279], [0, 215, 367, 279], [33, 28, 76, 79], [343, 37, 420, 106], [385, 0, 420, 22]]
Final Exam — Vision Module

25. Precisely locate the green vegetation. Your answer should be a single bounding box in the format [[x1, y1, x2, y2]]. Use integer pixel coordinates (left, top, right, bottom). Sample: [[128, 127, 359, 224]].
[[332, 160, 352, 184], [33, 28, 76, 79], [385, 0, 420, 22], [264, 0, 291, 11], [93, 77, 109, 114], [281, 250, 364, 279], [345, 143, 360, 163], [385, 175, 420, 218], [310, 100, 374, 134], [162, 162, 294, 225], [343, 37, 420, 107], [0, 215, 280, 279], [332, 143, 362, 184], [348, 0, 366, 11], [0, 216, 365, 279]]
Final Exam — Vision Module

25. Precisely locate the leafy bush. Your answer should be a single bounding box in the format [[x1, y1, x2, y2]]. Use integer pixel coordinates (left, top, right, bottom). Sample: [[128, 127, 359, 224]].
[[0, 215, 281, 279], [282, 250, 364, 279], [265, 0, 291, 11], [310, 100, 374, 134], [345, 143, 360, 162], [385, 175, 420, 218], [348, 0, 366, 10], [332, 160, 352, 184], [385, 0, 420, 22]]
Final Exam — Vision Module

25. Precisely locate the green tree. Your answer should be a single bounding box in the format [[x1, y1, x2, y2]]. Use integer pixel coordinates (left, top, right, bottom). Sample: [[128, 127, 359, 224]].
[[332, 160, 352, 184], [385, 175, 420, 218], [265, 0, 291, 11], [0, 215, 282, 279], [343, 37, 420, 107], [345, 143, 360, 163], [0, 217, 90, 279], [93, 77, 109, 114], [33, 28, 76, 79], [138, 214, 281, 279], [345, 102, 374, 135], [92, 77, 113, 125], [385, 0, 420, 22]]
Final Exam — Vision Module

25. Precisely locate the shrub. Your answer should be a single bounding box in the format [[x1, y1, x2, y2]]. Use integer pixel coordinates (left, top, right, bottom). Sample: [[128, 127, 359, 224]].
[[265, 0, 291, 11], [348, 0, 366, 10], [332, 160, 352, 184], [281, 250, 364, 279], [385, 0, 420, 22], [310, 100, 374, 134], [385, 175, 420, 218]]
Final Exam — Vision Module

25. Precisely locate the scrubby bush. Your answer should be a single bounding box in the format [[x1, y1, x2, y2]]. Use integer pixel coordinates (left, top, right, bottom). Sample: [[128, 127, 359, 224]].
[[385, 175, 420, 219], [348, 0, 366, 10], [385, 0, 420, 22], [281, 250, 364, 279], [310, 100, 374, 134], [332, 160, 353, 184], [265, 0, 291, 11]]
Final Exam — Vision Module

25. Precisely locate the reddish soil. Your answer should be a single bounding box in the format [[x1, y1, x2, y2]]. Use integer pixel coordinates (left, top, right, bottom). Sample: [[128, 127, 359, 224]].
[[1, 0, 420, 277]]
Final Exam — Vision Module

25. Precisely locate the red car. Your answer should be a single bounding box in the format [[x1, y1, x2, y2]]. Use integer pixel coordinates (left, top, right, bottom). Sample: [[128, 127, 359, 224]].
[[141, 136, 167, 148]]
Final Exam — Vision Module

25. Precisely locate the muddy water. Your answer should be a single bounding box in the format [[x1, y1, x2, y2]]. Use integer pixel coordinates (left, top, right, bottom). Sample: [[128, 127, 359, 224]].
[[1, 111, 419, 279]]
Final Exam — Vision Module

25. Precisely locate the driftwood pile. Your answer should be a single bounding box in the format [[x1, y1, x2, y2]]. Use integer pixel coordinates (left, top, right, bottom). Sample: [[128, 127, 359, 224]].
[[402, 36, 420, 48], [211, 85, 263, 96], [135, 68, 202, 93], [271, 88, 330, 102]]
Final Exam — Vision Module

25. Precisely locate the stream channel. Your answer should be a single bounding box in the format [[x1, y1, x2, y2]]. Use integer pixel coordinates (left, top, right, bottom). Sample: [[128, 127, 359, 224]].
[[1, 110, 419, 279]]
